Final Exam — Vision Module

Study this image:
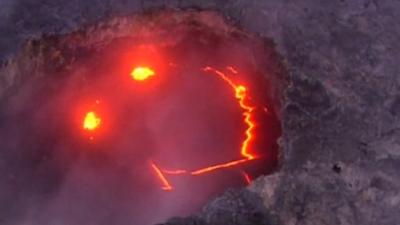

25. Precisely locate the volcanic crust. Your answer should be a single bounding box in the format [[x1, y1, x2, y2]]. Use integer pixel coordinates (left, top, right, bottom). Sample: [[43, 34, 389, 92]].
[[1, 1, 400, 225]]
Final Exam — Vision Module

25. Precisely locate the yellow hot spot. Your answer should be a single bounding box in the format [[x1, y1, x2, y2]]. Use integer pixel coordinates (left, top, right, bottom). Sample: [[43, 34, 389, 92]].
[[83, 111, 101, 131], [131, 67, 155, 81]]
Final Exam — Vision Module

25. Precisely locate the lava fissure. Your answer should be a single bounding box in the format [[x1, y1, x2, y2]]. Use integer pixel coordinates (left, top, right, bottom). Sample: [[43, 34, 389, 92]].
[[202, 66, 257, 161], [150, 161, 173, 191], [241, 171, 252, 185], [163, 170, 188, 175], [190, 158, 251, 175], [151, 66, 259, 190]]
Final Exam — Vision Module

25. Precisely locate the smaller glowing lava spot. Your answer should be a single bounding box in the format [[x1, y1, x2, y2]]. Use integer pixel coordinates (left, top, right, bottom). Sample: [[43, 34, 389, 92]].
[[131, 66, 155, 81], [83, 111, 101, 131]]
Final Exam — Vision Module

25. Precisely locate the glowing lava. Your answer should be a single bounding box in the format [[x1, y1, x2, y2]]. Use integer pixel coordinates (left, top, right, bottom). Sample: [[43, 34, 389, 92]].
[[151, 66, 259, 190], [203, 66, 256, 161], [131, 66, 155, 81], [191, 158, 250, 175], [150, 161, 173, 191], [83, 111, 101, 131]]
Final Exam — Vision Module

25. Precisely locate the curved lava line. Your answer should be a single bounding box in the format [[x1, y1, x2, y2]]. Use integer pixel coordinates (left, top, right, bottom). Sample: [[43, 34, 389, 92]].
[[150, 66, 259, 190]]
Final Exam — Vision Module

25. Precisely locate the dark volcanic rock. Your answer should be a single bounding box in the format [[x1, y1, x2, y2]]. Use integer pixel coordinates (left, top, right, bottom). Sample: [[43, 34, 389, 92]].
[[200, 189, 274, 225], [160, 189, 274, 225], [1, 0, 399, 225]]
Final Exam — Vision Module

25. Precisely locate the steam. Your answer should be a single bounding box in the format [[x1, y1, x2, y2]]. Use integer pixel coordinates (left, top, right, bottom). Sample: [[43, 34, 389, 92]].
[[0, 11, 280, 225]]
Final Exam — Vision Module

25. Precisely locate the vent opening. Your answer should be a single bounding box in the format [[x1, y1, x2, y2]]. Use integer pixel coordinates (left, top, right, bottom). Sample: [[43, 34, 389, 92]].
[[0, 10, 286, 225]]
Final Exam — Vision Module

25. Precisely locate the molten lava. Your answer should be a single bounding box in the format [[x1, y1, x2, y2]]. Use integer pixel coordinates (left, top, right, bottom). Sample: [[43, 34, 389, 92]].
[[131, 66, 155, 81], [83, 111, 101, 131], [80, 64, 260, 190], [203, 66, 256, 161], [191, 158, 250, 175], [150, 66, 259, 190], [150, 161, 173, 191]]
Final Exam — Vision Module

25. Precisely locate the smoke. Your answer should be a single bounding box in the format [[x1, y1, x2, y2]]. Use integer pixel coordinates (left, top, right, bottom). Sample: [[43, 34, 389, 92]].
[[0, 11, 281, 225]]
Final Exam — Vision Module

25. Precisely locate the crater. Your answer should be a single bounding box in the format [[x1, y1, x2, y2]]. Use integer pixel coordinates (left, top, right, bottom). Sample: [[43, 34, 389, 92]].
[[0, 10, 286, 225]]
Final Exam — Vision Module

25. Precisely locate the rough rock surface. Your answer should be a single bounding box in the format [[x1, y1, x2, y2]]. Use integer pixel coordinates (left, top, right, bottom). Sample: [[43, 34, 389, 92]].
[[0, 1, 399, 225]]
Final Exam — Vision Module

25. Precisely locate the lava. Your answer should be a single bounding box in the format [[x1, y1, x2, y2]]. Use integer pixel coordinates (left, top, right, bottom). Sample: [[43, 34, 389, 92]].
[[151, 66, 259, 190], [191, 158, 250, 175], [203, 67, 256, 161], [131, 66, 155, 81], [226, 66, 239, 74], [83, 111, 101, 131], [150, 161, 173, 191], [80, 64, 260, 190], [163, 170, 188, 175], [241, 171, 252, 185]]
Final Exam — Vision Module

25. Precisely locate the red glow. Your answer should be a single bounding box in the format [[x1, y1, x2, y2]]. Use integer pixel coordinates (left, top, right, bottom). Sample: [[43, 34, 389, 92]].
[[226, 66, 239, 74], [150, 161, 173, 191], [78, 63, 261, 190], [76, 99, 110, 141], [151, 66, 259, 190], [162, 170, 188, 175], [203, 66, 257, 161], [191, 159, 250, 175], [119, 45, 167, 88], [241, 171, 252, 184]]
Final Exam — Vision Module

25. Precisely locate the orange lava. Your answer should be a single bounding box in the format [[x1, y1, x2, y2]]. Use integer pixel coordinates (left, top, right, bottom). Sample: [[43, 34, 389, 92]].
[[191, 158, 249, 175], [83, 111, 101, 131], [163, 170, 188, 175], [151, 66, 259, 190], [203, 66, 256, 160], [131, 66, 155, 81], [150, 161, 173, 191]]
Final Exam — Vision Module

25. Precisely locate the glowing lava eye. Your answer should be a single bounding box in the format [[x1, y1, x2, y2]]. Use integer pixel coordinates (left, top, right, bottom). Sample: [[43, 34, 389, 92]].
[[130, 66, 155, 81], [83, 111, 101, 131]]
